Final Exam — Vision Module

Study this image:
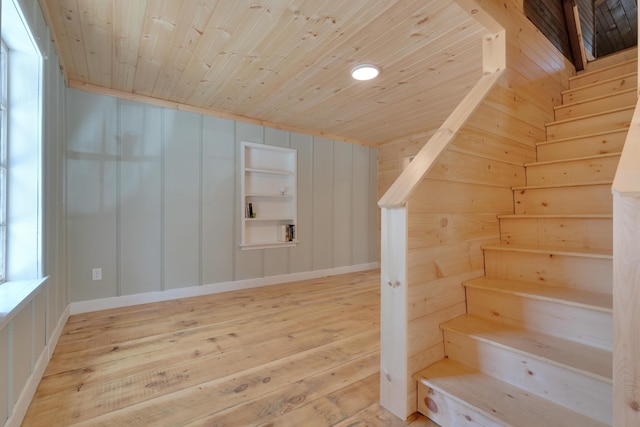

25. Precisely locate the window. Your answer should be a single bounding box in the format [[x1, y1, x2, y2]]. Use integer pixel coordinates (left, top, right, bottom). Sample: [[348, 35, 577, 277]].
[[0, 41, 6, 283], [0, 0, 44, 283]]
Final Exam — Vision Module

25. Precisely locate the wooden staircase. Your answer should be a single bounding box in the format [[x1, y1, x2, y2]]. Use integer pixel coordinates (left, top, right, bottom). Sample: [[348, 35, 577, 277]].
[[414, 58, 637, 426]]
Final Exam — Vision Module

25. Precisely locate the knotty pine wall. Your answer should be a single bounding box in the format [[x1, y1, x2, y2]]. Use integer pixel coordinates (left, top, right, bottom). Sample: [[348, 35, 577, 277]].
[[0, 0, 68, 425], [65, 89, 378, 304], [378, 0, 576, 411]]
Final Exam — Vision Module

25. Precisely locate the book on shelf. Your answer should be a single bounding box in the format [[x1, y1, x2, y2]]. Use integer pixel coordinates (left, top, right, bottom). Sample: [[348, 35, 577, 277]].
[[279, 224, 296, 242], [245, 202, 254, 218]]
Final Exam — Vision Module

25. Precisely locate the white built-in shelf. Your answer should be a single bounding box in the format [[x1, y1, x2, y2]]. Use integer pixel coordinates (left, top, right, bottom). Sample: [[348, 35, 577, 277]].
[[245, 167, 294, 176], [240, 141, 298, 250]]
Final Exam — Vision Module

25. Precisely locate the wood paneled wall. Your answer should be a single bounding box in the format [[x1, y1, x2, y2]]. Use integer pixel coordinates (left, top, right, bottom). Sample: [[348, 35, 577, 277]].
[[65, 90, 378, 303], [378, 0, 575, 414], [0, 0, 68, 425], [524, 0, 573, 62]]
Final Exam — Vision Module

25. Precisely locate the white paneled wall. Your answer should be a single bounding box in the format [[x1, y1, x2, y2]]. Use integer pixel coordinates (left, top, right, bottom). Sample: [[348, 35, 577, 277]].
[[66, 89, 378, 303]]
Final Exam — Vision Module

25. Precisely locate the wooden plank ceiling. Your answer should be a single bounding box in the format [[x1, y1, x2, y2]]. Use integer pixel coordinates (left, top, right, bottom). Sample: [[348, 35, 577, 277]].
[[40, 0, 486, 146], [595, 0, 638, 57]]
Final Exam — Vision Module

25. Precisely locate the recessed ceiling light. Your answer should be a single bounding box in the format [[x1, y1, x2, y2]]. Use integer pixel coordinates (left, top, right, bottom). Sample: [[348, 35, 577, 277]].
[[351, 64, 380, 81]]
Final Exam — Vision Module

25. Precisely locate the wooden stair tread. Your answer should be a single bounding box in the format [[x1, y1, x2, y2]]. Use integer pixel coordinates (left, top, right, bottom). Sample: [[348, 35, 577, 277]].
[[545, 105, 634, 127], [442, 314, 612, 382], [464, 277, 613, 313], [512, 180, 612, 191], [415, 360, 609, 427], [554, 88, 637, 111], [498, 213, 612, 219], [572, 58, 638, 80], [561, 71, 638, 95], [536, 128, 628, 147], [524, 152, 621, 167], [481, 244, 613, 259]]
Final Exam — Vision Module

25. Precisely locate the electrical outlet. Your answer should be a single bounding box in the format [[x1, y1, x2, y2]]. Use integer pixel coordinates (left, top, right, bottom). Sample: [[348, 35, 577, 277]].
[[92, 268, 102, 281]]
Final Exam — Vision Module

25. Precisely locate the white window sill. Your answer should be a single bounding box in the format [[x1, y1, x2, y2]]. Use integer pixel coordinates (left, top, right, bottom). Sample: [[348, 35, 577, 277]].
[[0, 277, 47, 330]]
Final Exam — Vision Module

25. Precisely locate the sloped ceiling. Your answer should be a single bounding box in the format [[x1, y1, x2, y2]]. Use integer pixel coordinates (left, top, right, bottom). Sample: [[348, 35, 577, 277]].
[[40, 0, 487, 145]]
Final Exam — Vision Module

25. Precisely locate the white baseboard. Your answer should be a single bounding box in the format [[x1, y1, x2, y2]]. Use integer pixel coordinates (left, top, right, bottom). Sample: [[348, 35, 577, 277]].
[[71, 262, 379, 315], [6, 304, 70, 427]]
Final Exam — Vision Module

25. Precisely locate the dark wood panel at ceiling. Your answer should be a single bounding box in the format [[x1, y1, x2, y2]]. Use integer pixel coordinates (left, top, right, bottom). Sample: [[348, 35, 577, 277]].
[[524, 0, 574, 61], [578, 0, 596, 58], [525, 0, 637, 65], [595, 0, 638, 57]]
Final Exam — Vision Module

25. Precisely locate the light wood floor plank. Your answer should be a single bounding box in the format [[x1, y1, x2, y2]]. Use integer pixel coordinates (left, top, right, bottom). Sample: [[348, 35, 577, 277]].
[[23, 270, 432, 426]]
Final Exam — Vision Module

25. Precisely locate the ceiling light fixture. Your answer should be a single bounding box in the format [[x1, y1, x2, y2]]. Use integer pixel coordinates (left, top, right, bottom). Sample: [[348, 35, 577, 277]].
[[351, 64, 380, 81]]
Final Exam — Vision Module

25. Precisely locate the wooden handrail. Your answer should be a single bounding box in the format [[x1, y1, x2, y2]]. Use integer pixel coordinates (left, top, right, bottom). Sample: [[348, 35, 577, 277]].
[[612, 96, 640, 196], [377, 2, 505, 210], [378, 68, 504, 208]]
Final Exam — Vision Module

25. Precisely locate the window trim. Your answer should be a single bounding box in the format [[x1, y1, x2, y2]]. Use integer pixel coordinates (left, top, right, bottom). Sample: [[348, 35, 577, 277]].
[[0, 40, 8, 284]]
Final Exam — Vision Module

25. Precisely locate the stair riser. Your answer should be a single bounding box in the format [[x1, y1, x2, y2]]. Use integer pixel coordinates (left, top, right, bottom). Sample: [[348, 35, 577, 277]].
[[499, 217, 612, 251], [525, 155, 620, 186], [537, 130, 627, 162], [555, 90, 637, 120], [563, 75, 637, 103], [466, 288, 612, 350], [546, 108, 633, 140], [483, 249, 612, 294], [570, 62, 638, 89], [417, 383, 501, 427], [443, 331, 612, 424], [514, 184, 612, 215]]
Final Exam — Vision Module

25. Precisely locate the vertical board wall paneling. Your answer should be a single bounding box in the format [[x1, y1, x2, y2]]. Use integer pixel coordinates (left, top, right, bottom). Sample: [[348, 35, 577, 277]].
[[263, 127, 291, 277], [312, 138, 334, 270], [162, 109, 202, 289], [56, 52, 68, 317], [118, 101, 162, 295], [369, 149, 379, 263], [352, 144, 371, 265], [289, 133, 313, 273], [33, 291, 46, 358], [333, 141, 353, 268], [0, 327, 8, 424], [201, 116, 235, 285], [11, 308, 32, 407], [65, 89, 379, 302], [234, 122, 264, 280], [42, 31, 58, 339], [66, 90, 118, 301]]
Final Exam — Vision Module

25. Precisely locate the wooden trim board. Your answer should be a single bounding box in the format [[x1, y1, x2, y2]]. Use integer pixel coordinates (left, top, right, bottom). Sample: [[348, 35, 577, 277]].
[[70, 262, 378, 315]]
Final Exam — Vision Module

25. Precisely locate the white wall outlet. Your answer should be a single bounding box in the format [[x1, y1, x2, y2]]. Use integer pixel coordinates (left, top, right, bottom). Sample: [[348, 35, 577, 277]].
[[92, 268, 102, 281]]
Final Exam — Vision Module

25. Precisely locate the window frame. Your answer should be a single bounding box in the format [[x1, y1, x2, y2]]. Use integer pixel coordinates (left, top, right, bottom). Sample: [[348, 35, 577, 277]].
[[0, 40, 8, 284]]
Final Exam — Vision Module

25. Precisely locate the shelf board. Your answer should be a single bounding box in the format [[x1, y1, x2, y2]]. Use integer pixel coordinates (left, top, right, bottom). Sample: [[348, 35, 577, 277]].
[[245, 167, 293, 176], [240, 241, 299, 250], [245, 193, 293, 198], [244, 217, 294, 222]]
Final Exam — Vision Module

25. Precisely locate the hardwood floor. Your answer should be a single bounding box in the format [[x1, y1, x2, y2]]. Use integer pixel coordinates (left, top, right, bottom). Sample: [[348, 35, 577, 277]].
[[23, 269, 436, 426]]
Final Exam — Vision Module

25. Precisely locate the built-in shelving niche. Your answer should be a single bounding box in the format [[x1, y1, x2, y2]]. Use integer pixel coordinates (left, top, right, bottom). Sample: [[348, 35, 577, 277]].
[[240, 141, 298, 250]]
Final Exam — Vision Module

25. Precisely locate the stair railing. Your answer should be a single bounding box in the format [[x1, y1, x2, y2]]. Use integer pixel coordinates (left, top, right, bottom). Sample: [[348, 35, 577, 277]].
[[611, 64, 640, 426], [376, 10, 505, 416]]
